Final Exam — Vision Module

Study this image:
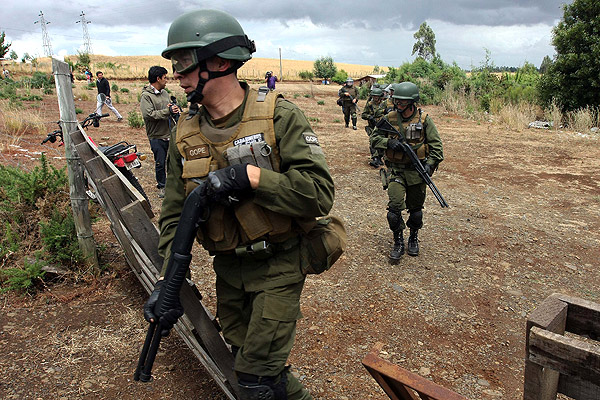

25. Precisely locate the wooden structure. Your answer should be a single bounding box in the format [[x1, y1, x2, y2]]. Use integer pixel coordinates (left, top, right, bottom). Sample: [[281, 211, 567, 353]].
[[362, 342, 469, 400], [68, 126, 239, 399], [524, 293, 600, 400], [354, 74, 386, 87], [52, 58, 99, 268]]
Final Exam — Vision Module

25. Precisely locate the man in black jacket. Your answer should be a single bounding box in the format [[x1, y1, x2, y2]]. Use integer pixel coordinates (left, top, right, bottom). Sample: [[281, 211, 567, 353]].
[[96, 71, 123, 121]]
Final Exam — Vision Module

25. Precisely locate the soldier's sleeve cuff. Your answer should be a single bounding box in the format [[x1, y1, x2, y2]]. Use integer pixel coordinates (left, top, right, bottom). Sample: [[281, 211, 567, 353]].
[[255, 168, 279, 204]]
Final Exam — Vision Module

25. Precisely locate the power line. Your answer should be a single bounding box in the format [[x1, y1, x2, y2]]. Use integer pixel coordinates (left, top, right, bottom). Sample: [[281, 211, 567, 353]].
[[34, 11, 53, 57], [75, 11, 93, 54]]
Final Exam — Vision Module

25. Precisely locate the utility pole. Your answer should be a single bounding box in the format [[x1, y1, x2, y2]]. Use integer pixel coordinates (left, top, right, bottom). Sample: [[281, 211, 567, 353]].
[[34, 11, 53, 57], [279, 47, 282, 80], [52, 58, 99, 269], [76, 11, 93, 54]]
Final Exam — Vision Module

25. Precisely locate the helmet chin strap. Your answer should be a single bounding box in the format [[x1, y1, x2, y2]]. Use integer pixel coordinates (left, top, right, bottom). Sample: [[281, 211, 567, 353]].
[[395, 102, 415, 114], [187, 58, 240, 111]]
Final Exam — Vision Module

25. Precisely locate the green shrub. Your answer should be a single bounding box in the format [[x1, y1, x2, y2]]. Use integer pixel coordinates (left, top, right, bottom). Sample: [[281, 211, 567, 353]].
[[317, 100, 325, 105], [298, 70, 314, 81], [0, 154, 90, 293], [0, 257, 45, 294], [331, 69, 349, 84], [114, 94, 120, 104], [127, 110, 144, 128], [111, 83, 119, 91], [39, 208, 84, 265], [358, 85, 369, 100], [87, 81, 96, 90], [303, 94, 312, 98], [43, 87, 53, 95], [120, 87, 129, 93], [75, 107, 83, 114], [293, 94, 299, 98]]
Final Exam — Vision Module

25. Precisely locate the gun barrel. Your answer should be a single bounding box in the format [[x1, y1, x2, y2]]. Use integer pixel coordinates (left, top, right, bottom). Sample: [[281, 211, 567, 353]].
[[134, 183, 209, 383]]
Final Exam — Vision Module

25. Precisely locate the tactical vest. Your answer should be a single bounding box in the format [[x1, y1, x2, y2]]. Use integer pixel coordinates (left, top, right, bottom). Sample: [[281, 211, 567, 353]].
[[384, 108, 429, 165], [175, 89, 296, 253]]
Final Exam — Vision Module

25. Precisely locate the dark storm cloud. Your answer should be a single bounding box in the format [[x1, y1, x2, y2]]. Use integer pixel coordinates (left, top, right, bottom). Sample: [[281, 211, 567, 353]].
[[222, 0, 565, 29], [4, 0, 565, 38]]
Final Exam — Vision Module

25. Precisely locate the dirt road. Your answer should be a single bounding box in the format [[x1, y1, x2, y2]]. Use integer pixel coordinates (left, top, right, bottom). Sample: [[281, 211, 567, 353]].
[[1, 81, 598, 399]]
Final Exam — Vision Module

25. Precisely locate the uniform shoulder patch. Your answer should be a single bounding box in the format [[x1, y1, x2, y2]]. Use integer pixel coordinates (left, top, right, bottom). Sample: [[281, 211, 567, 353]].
[[302, 132, 320, 146]]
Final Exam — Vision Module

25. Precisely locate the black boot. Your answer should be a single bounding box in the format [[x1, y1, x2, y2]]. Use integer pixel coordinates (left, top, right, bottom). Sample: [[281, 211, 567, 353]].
[[352, 117, 357, 130], [407, 228, 419, 256], [389, 231, 404, 261]]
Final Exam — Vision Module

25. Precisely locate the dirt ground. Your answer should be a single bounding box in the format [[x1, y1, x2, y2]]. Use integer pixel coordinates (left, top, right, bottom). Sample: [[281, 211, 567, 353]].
[[1, 80, 599, 400]]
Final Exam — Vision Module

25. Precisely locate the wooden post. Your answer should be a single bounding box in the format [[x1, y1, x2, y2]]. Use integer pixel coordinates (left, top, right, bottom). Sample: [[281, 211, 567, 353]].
[[279, 47, 282, 80], [52, 58, 99, 268]]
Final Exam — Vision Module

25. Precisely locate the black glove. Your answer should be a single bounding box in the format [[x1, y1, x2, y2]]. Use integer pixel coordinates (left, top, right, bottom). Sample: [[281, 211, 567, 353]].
[[143, 280, 184, 335], [424, 163, 436, 176], [207, 163, 251, 202], [387, 138, 403, 152], [143, 280, 164, 324]]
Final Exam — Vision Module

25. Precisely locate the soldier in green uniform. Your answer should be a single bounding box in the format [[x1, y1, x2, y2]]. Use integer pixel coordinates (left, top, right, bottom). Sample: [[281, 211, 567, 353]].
[[338, 78, 358, 129], [370, 82, 443, 260], [145, 9, 334, 400], [361, 87, 386, 167]]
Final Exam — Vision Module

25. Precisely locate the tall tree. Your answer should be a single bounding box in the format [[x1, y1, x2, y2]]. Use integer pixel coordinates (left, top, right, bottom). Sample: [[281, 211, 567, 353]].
[[412, 22, 436, 61], [539, 55, 552, 74], [9, 50, 18, 61], [313, 56, 337, 80], [0, 31, 11, 59], [538, 0, 600, 111]]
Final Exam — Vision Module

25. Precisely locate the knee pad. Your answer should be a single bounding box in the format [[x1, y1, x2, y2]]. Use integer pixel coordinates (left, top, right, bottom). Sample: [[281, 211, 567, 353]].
[[386, 209, 403, 232], [407, 209, 423, 229]]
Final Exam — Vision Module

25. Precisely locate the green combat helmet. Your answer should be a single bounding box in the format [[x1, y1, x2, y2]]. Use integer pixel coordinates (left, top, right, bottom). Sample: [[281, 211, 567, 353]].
[[162, 9, 256, 104], [370, 87, 384, 97], [392, 81, 420, 102]]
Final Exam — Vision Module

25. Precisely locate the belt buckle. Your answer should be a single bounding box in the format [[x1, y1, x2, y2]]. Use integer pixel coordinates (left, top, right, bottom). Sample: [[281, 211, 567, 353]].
[[235, 240, 273, 259]]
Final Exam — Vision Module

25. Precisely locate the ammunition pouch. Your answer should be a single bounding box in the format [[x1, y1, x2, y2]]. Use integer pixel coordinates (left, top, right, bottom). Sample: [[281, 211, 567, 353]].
[[300, 216, 347, 275]]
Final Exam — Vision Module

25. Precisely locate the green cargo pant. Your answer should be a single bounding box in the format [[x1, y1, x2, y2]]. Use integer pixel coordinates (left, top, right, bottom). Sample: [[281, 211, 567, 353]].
[[214, 242, 312, 399], [387, 168, 426, 230]]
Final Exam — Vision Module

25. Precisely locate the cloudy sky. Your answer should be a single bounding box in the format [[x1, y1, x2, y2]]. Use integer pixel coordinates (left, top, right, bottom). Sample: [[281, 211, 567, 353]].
[[1, 0, 567, 70]]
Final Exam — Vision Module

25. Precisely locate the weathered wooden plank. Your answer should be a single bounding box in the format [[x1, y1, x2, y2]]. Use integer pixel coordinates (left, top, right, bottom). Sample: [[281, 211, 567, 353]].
[[558, 373, 600, 400], [523, 294, 568, 400], [73, 130, 153, 218], [120, 201, 163, 269], [555, 293, 600, 339], [529, 326, 600, 384], [362, 343, 468, 400]]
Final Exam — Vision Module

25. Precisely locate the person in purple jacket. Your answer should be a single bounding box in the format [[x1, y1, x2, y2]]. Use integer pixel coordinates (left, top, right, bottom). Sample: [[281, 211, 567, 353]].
[[265, 71, 279, 90]]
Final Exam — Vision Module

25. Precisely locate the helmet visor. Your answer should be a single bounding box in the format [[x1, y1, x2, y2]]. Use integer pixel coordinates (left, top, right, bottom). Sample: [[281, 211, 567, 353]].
[[170, 49, 199, 74]]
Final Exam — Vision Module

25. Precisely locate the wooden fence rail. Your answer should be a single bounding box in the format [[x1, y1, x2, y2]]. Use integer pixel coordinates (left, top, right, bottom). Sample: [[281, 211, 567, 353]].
[[69, 125, 239, 399]]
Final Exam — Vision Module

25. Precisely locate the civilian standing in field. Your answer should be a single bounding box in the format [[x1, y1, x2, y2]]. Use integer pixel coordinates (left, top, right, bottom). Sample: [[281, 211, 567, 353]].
[[95, 71, 123, 121], [140, 66, 180, 198], [265, 70, 278, 90]]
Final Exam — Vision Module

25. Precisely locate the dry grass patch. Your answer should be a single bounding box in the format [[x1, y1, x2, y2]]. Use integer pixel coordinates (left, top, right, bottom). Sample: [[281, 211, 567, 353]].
[[25, 56, 384, 81], [0, 100, 45, 151], [497, 102, 539, 132]]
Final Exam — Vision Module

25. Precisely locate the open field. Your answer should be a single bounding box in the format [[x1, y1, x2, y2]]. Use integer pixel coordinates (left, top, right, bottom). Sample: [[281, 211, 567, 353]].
[[0, 79, 599, 399], [2, 55, 384, 81]]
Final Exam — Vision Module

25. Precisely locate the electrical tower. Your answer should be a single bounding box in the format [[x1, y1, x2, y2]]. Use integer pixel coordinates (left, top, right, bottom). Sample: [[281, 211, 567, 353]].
[[34, 11, 53, 57], [76, 11, 93, 54]]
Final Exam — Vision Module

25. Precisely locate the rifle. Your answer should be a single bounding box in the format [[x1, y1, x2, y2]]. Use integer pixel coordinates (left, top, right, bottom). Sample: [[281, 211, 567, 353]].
[[375, 117, 449, 208], [134, 182, 210, 382]]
